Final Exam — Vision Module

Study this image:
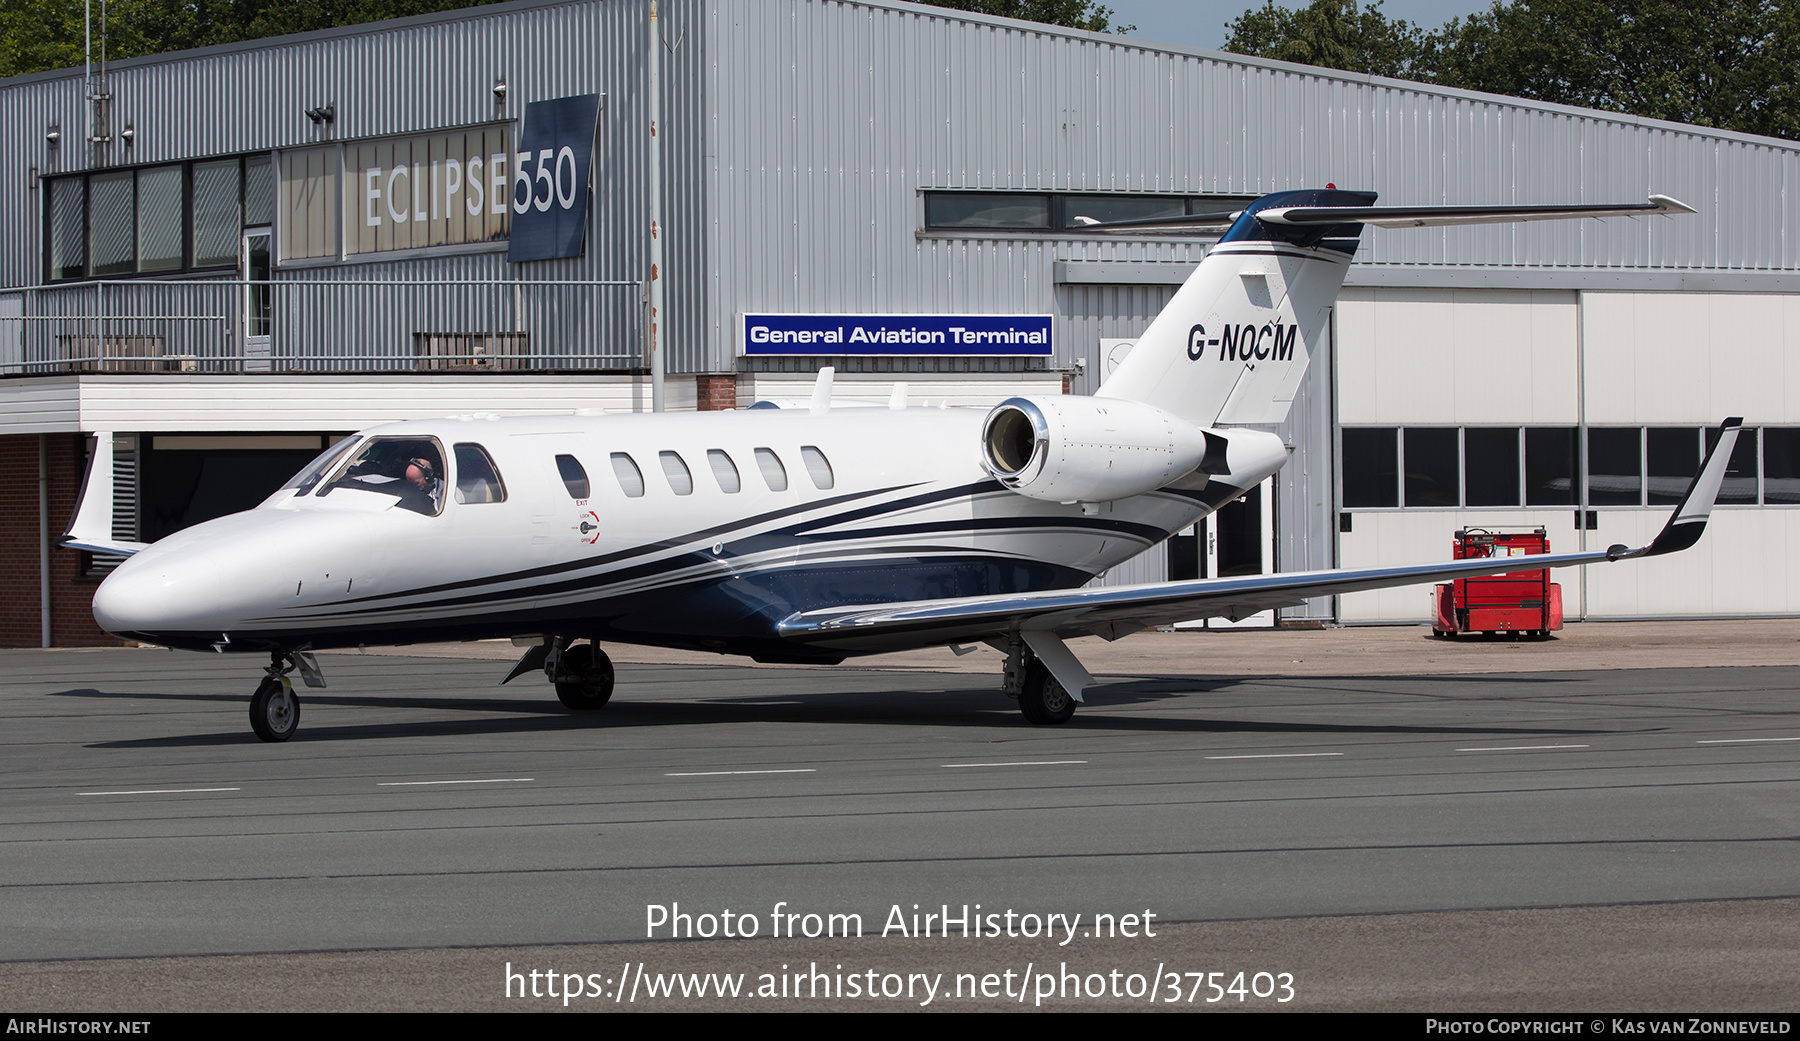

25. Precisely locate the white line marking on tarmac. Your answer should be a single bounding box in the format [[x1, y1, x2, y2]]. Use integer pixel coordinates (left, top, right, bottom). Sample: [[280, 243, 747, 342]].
[[940, 760, 1087, 768], [1204, 752, 1344, 760], [78, 787, 241, 796], [377, 778, 534, 786], [1456, 744, 1589, 752], [1697, 737, 1800, 744], [665, 769, 818, 776]]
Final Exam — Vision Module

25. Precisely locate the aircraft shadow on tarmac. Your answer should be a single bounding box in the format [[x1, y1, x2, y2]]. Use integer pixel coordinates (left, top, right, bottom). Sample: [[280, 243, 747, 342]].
[[54, 669, 1627, 748]]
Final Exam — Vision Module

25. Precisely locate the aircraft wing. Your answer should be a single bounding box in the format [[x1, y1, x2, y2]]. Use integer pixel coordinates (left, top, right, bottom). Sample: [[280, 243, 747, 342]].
[[779, 418, 1742, 653]]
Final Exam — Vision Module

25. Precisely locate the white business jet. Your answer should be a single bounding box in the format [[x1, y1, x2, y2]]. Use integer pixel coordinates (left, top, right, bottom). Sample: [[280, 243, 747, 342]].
[[64, 188, 1733, 742]]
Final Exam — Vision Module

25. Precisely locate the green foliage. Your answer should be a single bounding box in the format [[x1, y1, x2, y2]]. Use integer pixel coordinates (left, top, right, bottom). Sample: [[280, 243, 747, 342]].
[[917, 1, 1128, 33], [1225, 0, 1429, 78], [1223, 0, 1800, 141], [0, 0, 1135, 80]]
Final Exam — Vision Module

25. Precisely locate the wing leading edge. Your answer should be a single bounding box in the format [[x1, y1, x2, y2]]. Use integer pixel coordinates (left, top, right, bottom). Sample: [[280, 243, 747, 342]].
[[779, 418, 1744, 653]]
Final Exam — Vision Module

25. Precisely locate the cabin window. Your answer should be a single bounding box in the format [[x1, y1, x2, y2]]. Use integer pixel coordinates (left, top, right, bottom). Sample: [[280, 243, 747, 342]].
[[453, 443, 506, 503], [660, 451, 694, 495], [708, 449, 741, 493], [754, 447, 787, 491], [556, 454, 590, 498], [611, 453, 645, 497], [800, 446, 834, 490]]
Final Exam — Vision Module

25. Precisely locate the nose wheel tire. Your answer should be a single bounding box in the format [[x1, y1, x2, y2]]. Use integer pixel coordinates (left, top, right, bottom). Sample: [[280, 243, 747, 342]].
[[250, 676, 300, 742], [1018, 660, 1076, 725], [555, 642, 616, 710]]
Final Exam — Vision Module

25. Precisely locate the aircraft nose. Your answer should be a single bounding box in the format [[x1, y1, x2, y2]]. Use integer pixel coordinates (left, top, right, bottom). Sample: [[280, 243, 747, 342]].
[[91, 552, 224, 638]]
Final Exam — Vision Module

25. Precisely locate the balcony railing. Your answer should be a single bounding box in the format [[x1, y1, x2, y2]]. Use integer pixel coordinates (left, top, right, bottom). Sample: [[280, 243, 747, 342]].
[[0, 278, 646, 375]]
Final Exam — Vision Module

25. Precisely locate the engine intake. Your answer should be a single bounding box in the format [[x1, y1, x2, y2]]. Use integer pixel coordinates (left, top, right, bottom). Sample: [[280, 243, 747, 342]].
[[981, 395, 1222, 503]]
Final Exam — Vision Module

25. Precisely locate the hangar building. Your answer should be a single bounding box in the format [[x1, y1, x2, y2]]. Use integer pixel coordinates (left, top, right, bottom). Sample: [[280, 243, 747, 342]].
[[2, 0, 1796, 646]]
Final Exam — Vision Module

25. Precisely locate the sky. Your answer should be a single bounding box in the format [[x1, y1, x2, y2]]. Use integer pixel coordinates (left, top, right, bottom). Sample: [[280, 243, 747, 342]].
[[1100, 1, 1500, 53]]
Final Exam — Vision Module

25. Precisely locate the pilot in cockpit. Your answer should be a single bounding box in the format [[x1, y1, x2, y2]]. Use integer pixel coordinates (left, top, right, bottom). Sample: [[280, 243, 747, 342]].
[[405, 457, 444, 513]]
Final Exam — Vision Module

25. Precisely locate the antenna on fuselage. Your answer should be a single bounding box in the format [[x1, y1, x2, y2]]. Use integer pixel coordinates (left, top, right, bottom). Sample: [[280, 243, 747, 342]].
[[809, 366, 835, 414]]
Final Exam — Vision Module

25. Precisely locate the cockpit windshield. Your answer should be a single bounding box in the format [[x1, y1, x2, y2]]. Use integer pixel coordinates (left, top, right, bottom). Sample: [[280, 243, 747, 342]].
[[280, 435, 362, 497], [316, 437, 447, 516]]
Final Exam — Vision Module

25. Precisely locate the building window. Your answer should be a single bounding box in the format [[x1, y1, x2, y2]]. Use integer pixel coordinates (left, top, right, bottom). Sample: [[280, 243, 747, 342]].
[[1341, 427, 1397, 508], [922, 191, 1256, 233], [1525, 428, 1577, 506], [46, 153, 272, 282], [1402, 428, 1459, 508], [1464, 428, 1520, 507], [1765, 429, 1800, 504]]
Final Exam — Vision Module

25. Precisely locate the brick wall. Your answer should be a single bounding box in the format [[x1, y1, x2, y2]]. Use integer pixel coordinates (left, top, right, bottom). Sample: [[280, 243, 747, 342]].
[[697, 373, 738, 411], [0, 434, 117, 648]]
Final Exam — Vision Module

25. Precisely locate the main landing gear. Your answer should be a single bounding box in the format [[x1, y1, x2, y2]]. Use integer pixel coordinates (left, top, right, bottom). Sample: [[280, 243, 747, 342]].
[[1001, 633, 1077, 725], [249, 650, 322, 742], [551, 640, 615, 710]]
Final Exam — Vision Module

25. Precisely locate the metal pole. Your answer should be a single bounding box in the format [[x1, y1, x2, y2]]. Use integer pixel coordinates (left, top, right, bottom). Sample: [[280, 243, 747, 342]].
[[648, 0, 665, 412], [39, 434, 50, 648]]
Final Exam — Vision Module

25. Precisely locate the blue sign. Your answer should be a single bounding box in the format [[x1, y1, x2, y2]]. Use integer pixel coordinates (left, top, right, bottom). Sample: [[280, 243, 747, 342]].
[[508, 94, 601, 262], [742, 314, 1053, 357]]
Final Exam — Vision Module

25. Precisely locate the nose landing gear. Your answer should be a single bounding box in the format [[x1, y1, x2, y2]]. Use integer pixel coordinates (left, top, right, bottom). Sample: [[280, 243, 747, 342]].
[[250, 654, 301, 742]]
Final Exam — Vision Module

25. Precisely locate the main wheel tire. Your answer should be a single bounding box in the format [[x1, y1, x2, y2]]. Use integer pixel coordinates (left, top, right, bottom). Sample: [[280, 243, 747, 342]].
[[1018, 660, 1076, 725], [555, 642, 615, 710], [249, 676, 300, 742]]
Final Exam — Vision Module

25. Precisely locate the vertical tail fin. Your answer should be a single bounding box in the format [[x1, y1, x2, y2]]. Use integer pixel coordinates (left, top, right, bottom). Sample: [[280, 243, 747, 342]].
[[1095, 189, 1372, 427]]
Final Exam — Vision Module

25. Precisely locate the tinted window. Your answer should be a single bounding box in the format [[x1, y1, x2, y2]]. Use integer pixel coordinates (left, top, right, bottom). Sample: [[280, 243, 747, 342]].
[[708, 449, 741, 493], [48, 177, 85, 280], [556, 454, 589, 499], [137, 166, 185, 273], [1587, 428, 1642, 506], [755, 448, 788, 492], [1646, 428, 1701, 505], [1464, 428, 1520, 507], [660, 451, 693, 495], [1341, 428, 1397, 508], [925, 193, 1050, 229], [1403, 428, 1458, 507], [611, 453, 644, 497], [800, 446, 834, 490], [453, 443, 506, 503], [1765, 428, 1800, 504], [1525, 427, 1577, 506], [88, 170, 136, 277]]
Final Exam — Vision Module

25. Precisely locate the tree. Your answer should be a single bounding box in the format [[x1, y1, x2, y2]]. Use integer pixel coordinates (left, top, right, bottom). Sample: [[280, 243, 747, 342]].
[[1223, 0, 1800, 141], [1431, 0, 1800, 140], [918, 1, 1128, 33], [1224, 0, 1430, 79], [0, 0, 1133, 79]]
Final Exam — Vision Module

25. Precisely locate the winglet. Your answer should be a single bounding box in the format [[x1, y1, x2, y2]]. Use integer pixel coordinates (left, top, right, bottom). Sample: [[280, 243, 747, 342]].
[[60, 432, 148, 557], [1631, 417, 1743, 558]]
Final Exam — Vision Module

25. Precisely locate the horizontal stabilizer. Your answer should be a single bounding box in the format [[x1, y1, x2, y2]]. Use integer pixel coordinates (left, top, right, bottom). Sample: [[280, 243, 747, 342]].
[[1072, 196, 1692, 233]]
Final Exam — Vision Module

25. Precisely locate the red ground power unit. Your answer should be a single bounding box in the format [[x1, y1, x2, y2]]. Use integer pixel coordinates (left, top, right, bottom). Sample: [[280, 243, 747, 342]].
[[1432, 527, 1564, 638]]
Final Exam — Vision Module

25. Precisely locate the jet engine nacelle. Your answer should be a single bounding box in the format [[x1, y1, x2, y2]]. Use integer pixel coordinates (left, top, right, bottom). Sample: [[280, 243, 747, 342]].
[[981, 395, 1226, 504]]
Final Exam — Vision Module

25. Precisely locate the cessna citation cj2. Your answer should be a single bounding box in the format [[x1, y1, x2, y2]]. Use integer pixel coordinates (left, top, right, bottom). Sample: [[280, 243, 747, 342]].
[[65, 188, 1736, 742]]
